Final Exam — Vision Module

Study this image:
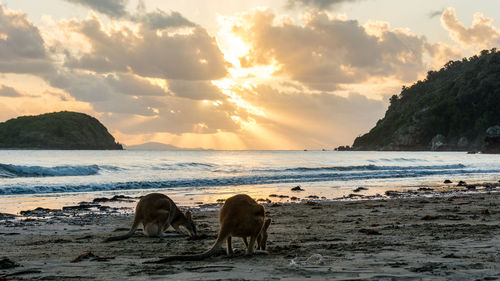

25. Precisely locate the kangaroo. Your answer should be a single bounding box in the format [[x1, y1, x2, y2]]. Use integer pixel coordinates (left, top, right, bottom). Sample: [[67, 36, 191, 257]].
[[150, 194, 271, 263], [104, 193, 196, 242]]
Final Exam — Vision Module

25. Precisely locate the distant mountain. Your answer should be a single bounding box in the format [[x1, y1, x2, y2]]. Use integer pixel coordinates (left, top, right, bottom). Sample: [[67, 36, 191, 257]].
[[125, 142, 184, 150], [125, 142, 209, 150], [352, 49, 500, 152], [0, 111, 122, 150]]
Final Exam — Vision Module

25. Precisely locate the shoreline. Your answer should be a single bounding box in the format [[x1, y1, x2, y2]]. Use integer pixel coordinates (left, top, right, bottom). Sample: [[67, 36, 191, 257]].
[[1, 187, 499, 280], [1, 178, 499, 216]]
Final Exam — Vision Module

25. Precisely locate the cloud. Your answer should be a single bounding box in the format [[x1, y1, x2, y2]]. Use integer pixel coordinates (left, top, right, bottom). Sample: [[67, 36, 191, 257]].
[[64, 0, 129, 18], [232, 9, 428, 90], [0, 5, 53, 74], [428, 9, 444, 19], [105, 73, 169, 97], [64, 0, 195, 30], [102, 96, 241, 135], [168, 80, 224, 100], [242, 85, 387, 148], [135, 10, 196, 30], [441, 7, 500, 49], [0, 3, 234, 137], [425, 42, 462, 69], [286, 0, 362, 10], [44, 70, 166, 116], [0, 84, 22, 97], [63, 15, 228, 80]]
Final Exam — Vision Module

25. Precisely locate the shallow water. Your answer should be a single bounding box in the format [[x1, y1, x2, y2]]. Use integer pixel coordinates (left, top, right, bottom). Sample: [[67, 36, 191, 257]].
[[1, 150, 499, 213]]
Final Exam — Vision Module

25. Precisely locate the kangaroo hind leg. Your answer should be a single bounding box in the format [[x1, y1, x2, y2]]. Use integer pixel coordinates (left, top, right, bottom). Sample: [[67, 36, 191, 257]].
[[246, 235, 257, 255]]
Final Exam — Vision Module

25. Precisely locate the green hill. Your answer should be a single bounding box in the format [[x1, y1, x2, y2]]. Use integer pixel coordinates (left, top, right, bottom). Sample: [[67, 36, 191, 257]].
[[352, 48, 500, 152], [0, 111, 123, 150]]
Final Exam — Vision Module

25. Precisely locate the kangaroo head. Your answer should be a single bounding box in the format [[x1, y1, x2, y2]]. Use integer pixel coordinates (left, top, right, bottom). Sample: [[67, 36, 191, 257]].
[[174, 211, 197, 237], [257, 218, 272, 250]]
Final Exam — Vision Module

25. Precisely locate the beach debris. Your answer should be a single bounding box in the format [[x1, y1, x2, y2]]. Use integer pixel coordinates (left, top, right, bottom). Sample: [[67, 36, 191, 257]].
[[0, 233, 20, 236], [268, 194, 278, 197], [483, 183, 497, 190], [421, 214, 439, 221], [307, 195, 319, 199], [353, 187, 368, 193], [1, 269, 42, 279], [444, 179, 452, 184], [19, 207, 64, 217], [481, 209, 490, 216], [0, 213, 17, 220], [257, 198, 271, 203], [75, 235, 93, 240], [358, 228, 381, 235], [442, 253, 461, 259], [385, 190, 404, 197], [290, 254, 324, 267], [291, 185, 304, 191], [187, 233, 212, 240], [185, 265, 234, 272], [216, 199, 225, 203], [306, 254, 324, 265], [92, 195, 134, 203], [345, 193, 364, 199], [290, 197, 300, 201], [70, 251, 114, 263], [72, 252, 96, 264], [20, 239, 71, 246], [466, 185, 477, 190], [410, 262, 445, 273], [418, 187, 434, 191], [62, 204, 99, 211], [0, 257, 19, 269], [457, 181, 467, 187]]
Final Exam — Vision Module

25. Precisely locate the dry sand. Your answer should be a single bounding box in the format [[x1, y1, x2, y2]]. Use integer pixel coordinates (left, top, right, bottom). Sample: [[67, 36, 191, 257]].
[[0, 190, 499, 280]]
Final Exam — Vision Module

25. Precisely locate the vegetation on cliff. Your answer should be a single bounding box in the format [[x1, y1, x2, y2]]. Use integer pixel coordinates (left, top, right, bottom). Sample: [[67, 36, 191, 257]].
[[0, 111, 123, 150], [352, 49, 500, 151]]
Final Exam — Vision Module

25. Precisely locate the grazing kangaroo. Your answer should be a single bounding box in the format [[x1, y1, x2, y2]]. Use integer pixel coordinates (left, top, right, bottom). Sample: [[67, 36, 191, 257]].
[[104, 193, 196, 242], [150, 194, 272, 263]]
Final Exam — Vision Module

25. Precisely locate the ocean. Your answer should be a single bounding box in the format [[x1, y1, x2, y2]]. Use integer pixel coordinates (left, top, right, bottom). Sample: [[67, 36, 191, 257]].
[[1, 150, 499, 213]]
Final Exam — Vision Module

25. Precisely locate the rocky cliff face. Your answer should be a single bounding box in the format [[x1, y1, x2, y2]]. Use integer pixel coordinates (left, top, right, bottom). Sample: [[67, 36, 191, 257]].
[[483, 126, 500, 153], [352, 49, 500, 152], [0, 111, 122, 150]]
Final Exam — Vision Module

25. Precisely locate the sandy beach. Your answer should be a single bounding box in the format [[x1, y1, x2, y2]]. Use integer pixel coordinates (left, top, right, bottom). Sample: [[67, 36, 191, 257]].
[[1, 189, 499, 280]]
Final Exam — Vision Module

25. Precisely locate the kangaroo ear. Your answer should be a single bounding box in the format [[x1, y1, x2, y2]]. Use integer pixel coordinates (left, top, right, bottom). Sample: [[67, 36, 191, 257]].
[[264, 218, 271, 231]]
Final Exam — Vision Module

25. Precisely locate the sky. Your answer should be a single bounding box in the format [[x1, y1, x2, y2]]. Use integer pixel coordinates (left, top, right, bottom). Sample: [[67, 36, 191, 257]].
[[0, 0, 499, 150]]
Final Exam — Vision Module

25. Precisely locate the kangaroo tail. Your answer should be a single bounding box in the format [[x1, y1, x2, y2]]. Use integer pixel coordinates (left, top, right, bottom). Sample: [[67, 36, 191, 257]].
[[104, 217, 140, 242], [146, 232, 227, 263]]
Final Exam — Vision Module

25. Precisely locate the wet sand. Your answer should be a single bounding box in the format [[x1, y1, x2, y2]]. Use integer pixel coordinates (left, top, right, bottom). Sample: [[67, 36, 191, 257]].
[[0, 190, 499, 280]]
